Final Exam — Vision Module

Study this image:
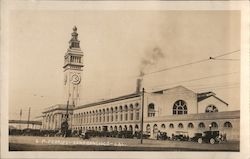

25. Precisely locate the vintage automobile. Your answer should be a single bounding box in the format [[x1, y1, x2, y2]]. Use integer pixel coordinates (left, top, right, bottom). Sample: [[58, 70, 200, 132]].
[[197, 131, 221, 144], [79, 131, 90, 139], [110, 130, 119, 138], [117, 130, 134, 138], [157, 132, 168, 140], [190, 133, 203, 142], [172, 131, 189, 141], [134, 131, 150, 139]]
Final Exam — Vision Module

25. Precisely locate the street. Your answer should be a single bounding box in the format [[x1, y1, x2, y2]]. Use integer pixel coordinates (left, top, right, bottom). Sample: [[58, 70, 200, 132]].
[[9, 136, 239, 151]]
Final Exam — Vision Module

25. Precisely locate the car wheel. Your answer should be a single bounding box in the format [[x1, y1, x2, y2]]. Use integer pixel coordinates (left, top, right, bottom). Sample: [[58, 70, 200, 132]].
[[198, 138, 202, 144], [210, 138, 215, 144]]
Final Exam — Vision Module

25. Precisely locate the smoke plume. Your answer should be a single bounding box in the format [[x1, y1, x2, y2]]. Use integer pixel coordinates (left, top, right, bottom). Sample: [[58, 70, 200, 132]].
[[139, 47, 165, 77]]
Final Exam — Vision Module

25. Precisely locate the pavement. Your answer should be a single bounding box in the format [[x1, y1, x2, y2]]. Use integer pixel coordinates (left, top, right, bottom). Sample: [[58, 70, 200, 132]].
[[9, 136, 239, 151]]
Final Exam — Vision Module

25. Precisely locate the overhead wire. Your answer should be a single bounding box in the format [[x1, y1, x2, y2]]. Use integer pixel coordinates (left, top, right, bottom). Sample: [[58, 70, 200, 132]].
[[143, 50, 240, 76]]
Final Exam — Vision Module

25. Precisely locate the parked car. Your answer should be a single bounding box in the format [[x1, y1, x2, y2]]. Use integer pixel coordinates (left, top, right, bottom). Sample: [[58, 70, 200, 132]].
[[172, 131, 189, 141], [117, 130, 133, 138], [134, 131, 150, 139], [157, 132, 168, 140], [197, 131, 221, 144], [190, 133, 203, 142], [79, 131, 90, 139]]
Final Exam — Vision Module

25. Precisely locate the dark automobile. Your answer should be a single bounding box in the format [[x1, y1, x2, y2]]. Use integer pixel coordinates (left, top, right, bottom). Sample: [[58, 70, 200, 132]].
[[172, 131, 189, 141], [118, 130, 133, 138], [190, 133, 203, 142], [157, 132, 168, 140], [197, 131, 221, 144], [79, 131, 90, 139], [110, 130, 119, 137], [134, 131, 150, 139]]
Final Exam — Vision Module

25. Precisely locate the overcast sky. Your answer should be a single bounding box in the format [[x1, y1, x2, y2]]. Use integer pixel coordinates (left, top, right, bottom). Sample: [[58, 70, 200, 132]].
[[8, 10, 240, 120]]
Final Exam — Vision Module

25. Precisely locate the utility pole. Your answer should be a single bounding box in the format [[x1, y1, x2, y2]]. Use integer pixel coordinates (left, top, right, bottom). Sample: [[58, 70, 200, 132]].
[[27, 107, 31, 129], [19, 109, 22, 130], [140, 88, 145, 144]]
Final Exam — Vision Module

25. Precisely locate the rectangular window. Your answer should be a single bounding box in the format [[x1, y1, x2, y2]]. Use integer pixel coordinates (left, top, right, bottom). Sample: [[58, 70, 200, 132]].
[[125, 114, 128, 121], [136, 112, 140, 120], [130, 113, 133, 120], [120, 114, 123, 121]]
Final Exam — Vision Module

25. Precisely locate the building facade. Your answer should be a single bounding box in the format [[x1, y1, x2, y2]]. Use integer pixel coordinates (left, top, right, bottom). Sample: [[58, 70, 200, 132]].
[[41, 27, 240, 141], [70, 86, 239, 141]]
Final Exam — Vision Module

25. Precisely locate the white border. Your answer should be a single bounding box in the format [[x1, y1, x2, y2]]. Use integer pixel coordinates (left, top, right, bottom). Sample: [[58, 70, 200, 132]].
[[1, 1, 249, 159]]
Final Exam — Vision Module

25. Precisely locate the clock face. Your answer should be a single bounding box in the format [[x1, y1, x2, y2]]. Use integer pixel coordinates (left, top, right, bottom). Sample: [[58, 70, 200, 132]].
[[71, 74, 81, 85]]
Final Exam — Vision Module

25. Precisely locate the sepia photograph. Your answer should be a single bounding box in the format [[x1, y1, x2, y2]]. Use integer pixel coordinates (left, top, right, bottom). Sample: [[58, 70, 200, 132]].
[[1, 1, 249, 159]]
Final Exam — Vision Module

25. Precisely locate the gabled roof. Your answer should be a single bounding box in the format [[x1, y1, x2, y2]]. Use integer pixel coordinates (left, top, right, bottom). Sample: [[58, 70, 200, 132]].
[[151, 85, 195, 94], [197, 92, 228, 105]]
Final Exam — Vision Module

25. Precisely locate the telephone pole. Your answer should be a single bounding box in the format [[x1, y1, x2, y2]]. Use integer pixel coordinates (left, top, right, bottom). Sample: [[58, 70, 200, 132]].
[[27, 107, 31, 129], [140, 88, 145, 144]]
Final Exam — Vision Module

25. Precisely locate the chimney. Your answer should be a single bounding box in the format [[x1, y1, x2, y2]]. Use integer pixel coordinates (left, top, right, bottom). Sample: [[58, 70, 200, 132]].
[[136, 78, 142, 93]]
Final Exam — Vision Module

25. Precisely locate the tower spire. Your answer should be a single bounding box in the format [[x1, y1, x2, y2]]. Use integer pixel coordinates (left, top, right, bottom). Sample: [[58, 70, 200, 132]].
[[69, 26, 80, 49]]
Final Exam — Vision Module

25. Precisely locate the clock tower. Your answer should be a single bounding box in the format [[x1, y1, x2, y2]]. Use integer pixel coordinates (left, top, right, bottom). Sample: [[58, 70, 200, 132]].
[[63, 26, 84, 107]]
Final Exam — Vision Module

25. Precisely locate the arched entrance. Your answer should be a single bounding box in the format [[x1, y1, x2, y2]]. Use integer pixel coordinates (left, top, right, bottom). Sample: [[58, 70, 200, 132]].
[[153, 124, 158, 139]]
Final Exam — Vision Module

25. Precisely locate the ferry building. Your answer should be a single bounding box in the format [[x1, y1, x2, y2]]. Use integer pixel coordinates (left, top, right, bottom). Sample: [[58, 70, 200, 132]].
[[41, 27, 240, 141]]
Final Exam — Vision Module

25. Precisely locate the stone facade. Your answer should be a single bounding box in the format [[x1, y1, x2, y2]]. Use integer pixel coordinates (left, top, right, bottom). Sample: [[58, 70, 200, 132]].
[[42, 86, 239, 141]]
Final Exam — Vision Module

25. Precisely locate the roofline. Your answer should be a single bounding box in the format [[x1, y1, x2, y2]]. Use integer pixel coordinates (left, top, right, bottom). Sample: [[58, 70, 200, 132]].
[[42, 108, 74, 114], [212, 95, 229, 105], [198, 95, 228, 106], [151, 85, 195, 94], [74, 93, 141, 110]]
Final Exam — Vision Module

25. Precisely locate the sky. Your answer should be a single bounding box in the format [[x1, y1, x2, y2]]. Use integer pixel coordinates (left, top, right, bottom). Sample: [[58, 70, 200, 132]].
[[8, 10, 240, 120]]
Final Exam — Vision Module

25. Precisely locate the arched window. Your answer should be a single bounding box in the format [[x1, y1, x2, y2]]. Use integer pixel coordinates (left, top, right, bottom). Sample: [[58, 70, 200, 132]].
[[161, 124, 166, 129], [115, 107, 118, 121], [224, 121, 233, 128], [102, 109, 105, 122], [129, 125, 133, 131], [99, 110, 102, 122], [135, 103, 140, 120], [153, 124, 158, 133], [211, 122, 218, 128], [205, 105, 218, 113], [146, 124, 151, 134], [92, 111, 95, 123], [148, 103, 155, 117], [198, 122, 205, 128], [106, 108, 109, 122], [135, 124, 139, 131], [124, 125, 128, 131], [110, 107, 114, 122], [124, 105, 128, 121], [130, 104, 133, 121], [119, 125, 122, 131], [119, 106, 123, 121], [95, 110, 98, 123], [178, 123, 184, 129], [110, 126, 113, 131], [188, 123, 194, 128], [169, 123, 174, 128], [173, 100, 187, 115]]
